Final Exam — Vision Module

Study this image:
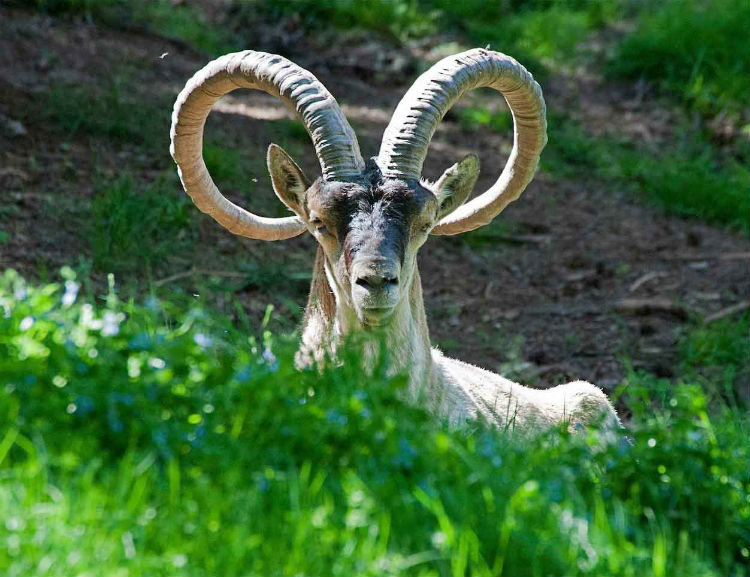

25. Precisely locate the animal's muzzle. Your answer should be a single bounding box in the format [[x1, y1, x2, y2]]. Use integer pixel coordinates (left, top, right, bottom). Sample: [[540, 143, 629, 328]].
[[352, 257, 400, 292], [350, 257, 401, 321]]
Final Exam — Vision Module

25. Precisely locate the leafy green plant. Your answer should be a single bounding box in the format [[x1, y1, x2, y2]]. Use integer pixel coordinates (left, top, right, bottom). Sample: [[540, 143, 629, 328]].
[[457, 5, 587, 63], [274, 118, 311, 143], [0, 269, 748, 576]]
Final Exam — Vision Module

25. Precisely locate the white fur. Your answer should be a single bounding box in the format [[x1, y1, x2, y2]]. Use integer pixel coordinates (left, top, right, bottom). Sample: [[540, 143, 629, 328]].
[[301, 262, 621, 435]]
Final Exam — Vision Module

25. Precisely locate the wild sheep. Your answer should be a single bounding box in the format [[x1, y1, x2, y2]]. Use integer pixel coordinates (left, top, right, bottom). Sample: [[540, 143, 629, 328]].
[[171, 49, 620, 432]]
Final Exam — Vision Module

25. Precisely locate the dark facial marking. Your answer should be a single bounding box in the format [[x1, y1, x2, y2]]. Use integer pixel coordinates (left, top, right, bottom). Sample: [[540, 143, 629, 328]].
[[305, 162, 438, 277]]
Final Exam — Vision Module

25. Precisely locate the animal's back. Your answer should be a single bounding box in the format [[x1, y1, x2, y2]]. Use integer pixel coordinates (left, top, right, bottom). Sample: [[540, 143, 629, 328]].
[[432, 349, 620, 432]]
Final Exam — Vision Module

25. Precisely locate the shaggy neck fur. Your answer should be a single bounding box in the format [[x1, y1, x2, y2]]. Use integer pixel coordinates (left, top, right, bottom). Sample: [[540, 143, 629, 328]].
[[300, 247, 436, 401]]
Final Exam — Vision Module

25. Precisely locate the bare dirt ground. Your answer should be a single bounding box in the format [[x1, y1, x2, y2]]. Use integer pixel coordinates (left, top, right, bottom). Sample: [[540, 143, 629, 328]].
[[2, 7, 748, 402]]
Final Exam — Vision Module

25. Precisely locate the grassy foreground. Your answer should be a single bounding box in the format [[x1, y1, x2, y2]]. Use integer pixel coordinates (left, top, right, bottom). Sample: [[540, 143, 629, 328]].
[[1, 269, 748, 576]]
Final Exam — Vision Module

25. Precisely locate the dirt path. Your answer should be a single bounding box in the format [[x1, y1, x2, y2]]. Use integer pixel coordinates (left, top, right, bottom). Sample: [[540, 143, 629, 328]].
[[2, 8, 748, 396]]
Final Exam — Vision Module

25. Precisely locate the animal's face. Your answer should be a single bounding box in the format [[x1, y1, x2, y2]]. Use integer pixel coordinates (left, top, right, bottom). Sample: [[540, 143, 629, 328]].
[[305, 176, 435, 327], [268, 145, 480, 326]]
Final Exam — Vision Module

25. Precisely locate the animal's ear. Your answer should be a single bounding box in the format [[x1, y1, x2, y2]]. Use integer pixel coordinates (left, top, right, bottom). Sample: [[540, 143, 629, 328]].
[[433, 154, 479, 220], [267, 143, 311, 216]]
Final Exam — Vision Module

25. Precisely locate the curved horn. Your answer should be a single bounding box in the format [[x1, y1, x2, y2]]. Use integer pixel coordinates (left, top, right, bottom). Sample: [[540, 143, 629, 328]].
[[171, 51, 365, 241], [377, 48, 546, 236]]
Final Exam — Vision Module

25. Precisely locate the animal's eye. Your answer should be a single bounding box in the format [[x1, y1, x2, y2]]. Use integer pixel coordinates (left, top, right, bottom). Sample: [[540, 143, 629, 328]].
[[310, 219, 330, 236], [419, 222, 432, 234]]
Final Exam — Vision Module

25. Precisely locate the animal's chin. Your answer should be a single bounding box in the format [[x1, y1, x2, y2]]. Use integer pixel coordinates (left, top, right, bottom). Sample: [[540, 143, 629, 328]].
[[357, 306, 396, 327]]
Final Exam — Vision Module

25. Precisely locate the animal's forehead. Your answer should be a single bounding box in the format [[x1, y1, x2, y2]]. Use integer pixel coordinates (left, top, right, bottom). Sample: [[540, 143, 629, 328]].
[[310, 179, 435, 215]]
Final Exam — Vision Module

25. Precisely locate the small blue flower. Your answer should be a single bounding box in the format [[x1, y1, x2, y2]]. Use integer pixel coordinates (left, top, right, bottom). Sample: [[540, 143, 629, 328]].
[[193, 333, 212, 348], [326, 409, 348, 427], [129, 333, 152, 351], [74, 395, 95, 417], [144, 296, 161, 311], [111, 392, 134, 406], [13, 283, 27, 301], [101, 311, 124, 337], [234, 366, 252, 382], [189, 426, 206, 448], [152, 430, 171, 457], [255, 477, 270, 493], [61, 280, 80, 307], [261, 348, 279, 372], [393, 437, 417, 469]]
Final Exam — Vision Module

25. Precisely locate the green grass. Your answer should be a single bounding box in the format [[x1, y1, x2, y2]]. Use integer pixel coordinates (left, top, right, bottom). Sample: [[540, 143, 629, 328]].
[[608, 0, 750, 117], [1, 269, 748, 576], [679, 313, 750, 407], [88, 173, 195, 275], [250, 0, 618, 77], [251, 0, 436, 42], [203, 136, 307, 219], [457, 107, 749, 233], [623, 313, 749, 420], [437, 2, 611, 69], [520, 113, 749, 234], [30, 0, 235, 55], [203, 143, 246, 189], [130, 1, 234, 56], [456, 107, 513, 134], [45, 79, 168, 151], [610, 143, 750, 233], [460, 219, 518, 250]]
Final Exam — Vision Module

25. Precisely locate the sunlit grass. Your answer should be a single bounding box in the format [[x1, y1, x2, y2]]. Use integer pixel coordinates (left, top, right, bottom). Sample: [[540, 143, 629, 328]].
[[679, 313, 750, 407], [499, 112, 749, 234], [88, 172, 195, 275], [31, 0, 236, 55], [250, 0, 436, 42], [608, 0, 750, 117], [610, 143, 750, 234], [456, 107, 513, 134], [0, 269, 748, 576], [454, 105, 749, 233]]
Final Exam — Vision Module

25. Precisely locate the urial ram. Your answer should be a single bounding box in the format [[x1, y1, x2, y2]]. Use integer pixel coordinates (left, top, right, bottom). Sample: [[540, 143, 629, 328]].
[[171, 49, 619, 431]]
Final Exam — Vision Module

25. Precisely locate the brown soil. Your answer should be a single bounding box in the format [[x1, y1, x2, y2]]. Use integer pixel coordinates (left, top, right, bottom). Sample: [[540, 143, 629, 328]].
[[2, 7, 748, 403]]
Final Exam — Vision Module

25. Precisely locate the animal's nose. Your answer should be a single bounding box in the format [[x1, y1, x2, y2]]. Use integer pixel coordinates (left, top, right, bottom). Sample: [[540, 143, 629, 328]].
[[355, 273, 399, 291]]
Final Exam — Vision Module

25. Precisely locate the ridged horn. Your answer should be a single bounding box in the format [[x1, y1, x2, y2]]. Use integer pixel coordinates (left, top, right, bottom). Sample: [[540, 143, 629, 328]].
[[171, 50, 365, 241], [377, 48, 546, 236]]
